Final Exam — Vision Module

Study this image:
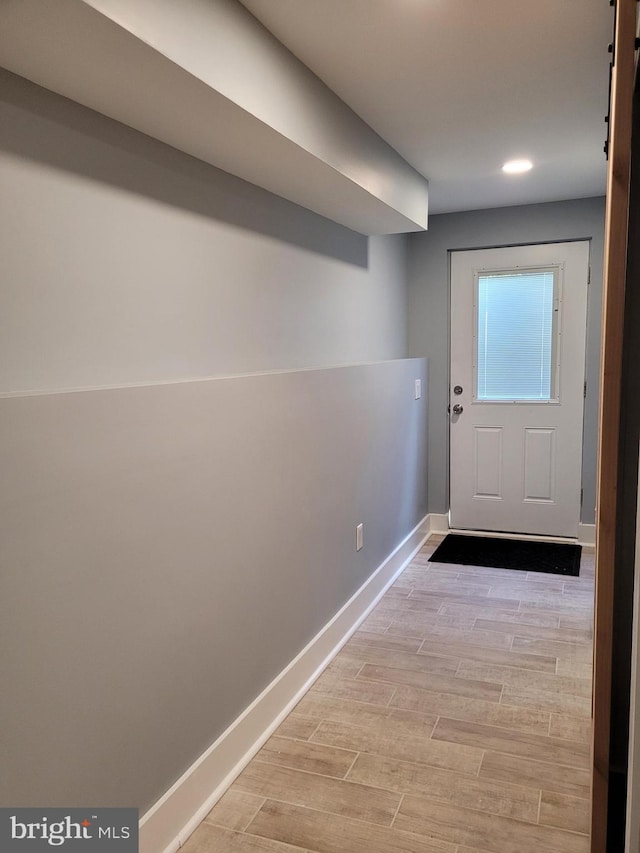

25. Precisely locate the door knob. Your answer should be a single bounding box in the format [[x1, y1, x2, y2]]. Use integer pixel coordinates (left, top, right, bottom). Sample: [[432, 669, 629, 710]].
[[452, 404, 464, 415]]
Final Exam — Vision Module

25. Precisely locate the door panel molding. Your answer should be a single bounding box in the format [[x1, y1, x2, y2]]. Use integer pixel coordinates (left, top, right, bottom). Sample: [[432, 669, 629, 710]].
[[473, 426, 503, 499], [523, 428, 556, 503]]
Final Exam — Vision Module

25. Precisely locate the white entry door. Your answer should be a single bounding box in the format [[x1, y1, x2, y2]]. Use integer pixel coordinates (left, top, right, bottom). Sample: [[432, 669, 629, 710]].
[[449, 241, 589, 538]]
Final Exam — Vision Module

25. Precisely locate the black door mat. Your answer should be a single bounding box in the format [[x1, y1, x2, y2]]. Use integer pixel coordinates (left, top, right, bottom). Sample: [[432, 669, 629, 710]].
[[429, 533, 581, 576]]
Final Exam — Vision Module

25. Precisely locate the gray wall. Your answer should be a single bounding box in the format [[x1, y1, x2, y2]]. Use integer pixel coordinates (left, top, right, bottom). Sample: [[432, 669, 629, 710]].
[[0, 69, 408, 393], [0, 73, 425, 814], [0, 360, 428, 812], [407, 197, 606, 524]]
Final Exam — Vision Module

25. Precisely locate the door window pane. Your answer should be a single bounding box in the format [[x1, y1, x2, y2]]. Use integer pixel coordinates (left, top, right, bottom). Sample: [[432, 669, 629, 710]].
[[476, 270, 556, 401]]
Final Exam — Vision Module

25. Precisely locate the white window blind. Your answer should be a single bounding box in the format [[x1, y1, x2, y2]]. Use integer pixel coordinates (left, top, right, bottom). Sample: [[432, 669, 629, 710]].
[[476, 270, 556, 401]]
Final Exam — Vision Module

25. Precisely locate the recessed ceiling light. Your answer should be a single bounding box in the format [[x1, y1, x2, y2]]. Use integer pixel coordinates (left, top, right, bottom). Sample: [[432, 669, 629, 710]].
[[502, 159, 533, 174]]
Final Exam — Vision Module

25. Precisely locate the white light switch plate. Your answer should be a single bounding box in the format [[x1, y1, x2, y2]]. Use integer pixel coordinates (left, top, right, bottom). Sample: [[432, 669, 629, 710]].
[[414, 379, 421, 399]]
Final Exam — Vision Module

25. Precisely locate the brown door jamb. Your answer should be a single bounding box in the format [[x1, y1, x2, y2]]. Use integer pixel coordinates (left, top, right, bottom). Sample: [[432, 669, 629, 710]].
[[591, 1, 637, 849]]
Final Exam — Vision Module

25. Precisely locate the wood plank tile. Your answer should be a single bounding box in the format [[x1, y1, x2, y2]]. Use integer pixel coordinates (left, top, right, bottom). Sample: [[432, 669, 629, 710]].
[[439, 604, 560, 627], [418, 639, 557, 672], [293, 694, 437, 735], [346, 752, 541, 822], [560, 586, 594, 598], [487, 578, 568, 594], [339, 644, 460, 675], [415, 547, 452, 557], [556, 659, 593, 679], [486, 585, 591, 603], [359, 612, 392, 632], [320, 658, 364, 680], [358, 663, 503, 701], [369, 608, 422, 626], [378, 589, 419, 605], [182, 822, 309, 853], [390, 684, 550, 734], [350, 630, 423, 653], [311, 718, 482, 774], [404, 566, 441, 576], [559, 613, 594, 631], [187, 541, 595, 853], [273, 714, 319, 742], [432, 717, 590, 768], [402, 556, 433, 567], [517, 597, 594, 613], [421, 565, 459, 575], [428, 567, 469, 578], [247, 800, 457, 853], [406, 579, 493, 596], [456, 661, 592, 696], [524, 575, 579, 590], [420, 626, 516, 649], [549, 713, 592, 743], [386, 612, 478, 639], [480, 751, 591, 799], [381, 585, 414, 599], [204, 790, 265, 832], [396, 569, 432, 582], [394, 795, 590, 853], [562, 580, 596, 595], [457, 848, 504, 853], [235, 762, 400, 826], [445, 565, 531, 581], [310, 674, 396, 706], [539, 790, 590, 835], [475, 618, 591, 644], [511, 636, 592, 662], [457, 848, 502, 853], [501, 685, 592, 718], [374, 596, 445, 615], [405, 589, 519, 610], [398, 560, 450, 572], [257, 736, 357, 778], [402, 565, 428, 575]]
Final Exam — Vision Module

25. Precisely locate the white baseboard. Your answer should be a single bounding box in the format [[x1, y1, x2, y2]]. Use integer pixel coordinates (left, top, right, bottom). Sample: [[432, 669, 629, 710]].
[[578, 523, 596, 547], [445, 523, 596, 548], [139, 514, 430, 853], [425, 512, 449, 535]]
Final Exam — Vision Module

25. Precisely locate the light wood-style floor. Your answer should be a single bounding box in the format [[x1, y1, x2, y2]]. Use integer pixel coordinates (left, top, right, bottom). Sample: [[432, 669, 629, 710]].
[[184, 534, 594, 853]]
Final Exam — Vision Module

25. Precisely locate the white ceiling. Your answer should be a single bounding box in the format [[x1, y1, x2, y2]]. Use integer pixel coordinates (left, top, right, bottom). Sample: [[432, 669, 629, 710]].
[[239, 0, 612, 214]]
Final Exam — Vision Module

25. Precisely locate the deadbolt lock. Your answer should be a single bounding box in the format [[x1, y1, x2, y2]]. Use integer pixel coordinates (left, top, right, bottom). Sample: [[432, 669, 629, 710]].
[[453, 385, 463, 395]]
